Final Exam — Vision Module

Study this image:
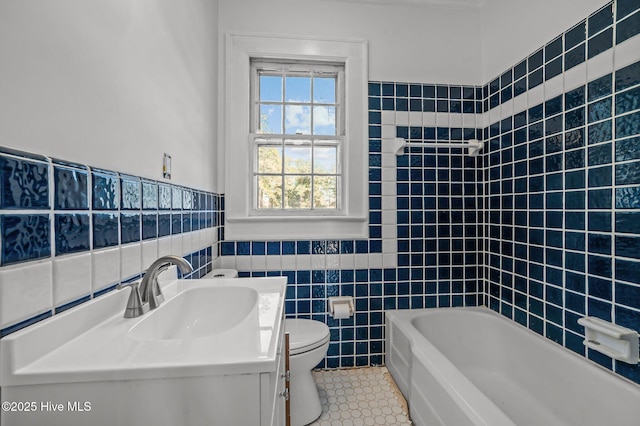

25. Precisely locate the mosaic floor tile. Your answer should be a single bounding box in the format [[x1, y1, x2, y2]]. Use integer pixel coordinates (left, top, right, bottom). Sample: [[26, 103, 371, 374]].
[[309, 367, 412, 426]]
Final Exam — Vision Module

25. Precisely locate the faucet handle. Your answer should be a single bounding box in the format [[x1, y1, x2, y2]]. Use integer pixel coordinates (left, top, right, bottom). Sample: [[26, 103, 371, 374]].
[[117, 280, 150, 318]]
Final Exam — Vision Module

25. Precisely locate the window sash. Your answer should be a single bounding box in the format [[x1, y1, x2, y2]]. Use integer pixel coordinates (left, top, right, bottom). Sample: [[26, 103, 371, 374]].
[[250, 60, 346, 214], [250, 60, 345, 137], [250, 133, 344, 214]]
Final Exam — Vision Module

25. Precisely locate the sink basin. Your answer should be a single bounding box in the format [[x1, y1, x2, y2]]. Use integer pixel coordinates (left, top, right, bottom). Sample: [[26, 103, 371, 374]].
[[127, 286, 258, 341], [0, 276, 286, 426]]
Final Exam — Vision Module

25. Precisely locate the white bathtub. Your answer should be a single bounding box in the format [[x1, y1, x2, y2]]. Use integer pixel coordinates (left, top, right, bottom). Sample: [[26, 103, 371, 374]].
[[386, 307, 640, 426]]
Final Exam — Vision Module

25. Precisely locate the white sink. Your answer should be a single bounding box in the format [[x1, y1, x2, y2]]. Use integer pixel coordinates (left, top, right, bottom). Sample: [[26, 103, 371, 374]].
[[0, 276, 286, 384], [0, 276, 287, 425], [128, 286, 259, 341]]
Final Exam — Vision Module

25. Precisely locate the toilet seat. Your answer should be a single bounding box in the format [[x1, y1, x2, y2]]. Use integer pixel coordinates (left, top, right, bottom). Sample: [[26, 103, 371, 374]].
[[285, 319, 330, 356]]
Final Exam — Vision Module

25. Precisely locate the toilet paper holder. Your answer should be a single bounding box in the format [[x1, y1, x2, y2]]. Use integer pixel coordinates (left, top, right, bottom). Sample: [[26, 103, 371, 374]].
[[328, 296, 354, 318]]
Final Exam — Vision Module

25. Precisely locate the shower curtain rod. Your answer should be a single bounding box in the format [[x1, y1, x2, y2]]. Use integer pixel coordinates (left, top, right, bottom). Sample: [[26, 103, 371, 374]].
[[390, 137, 485, 157]]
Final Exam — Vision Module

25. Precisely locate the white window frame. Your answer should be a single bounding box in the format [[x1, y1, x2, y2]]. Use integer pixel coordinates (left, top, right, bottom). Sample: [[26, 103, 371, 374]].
[[225, 34, 368, 240], [251, 60, 345, 214]]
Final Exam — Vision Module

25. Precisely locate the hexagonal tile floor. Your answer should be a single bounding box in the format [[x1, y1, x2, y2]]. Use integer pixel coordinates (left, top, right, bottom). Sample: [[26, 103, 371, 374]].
[[308, 366, 413, 426]]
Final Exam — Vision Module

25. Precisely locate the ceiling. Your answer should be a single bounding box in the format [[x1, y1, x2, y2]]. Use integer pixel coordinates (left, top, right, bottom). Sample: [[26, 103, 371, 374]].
[[328, 0, 486, 9]]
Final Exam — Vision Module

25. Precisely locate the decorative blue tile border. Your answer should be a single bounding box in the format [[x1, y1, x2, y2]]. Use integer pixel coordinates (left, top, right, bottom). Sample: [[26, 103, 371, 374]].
[[1, 214, 51, 264], [53, 163, 88, 210], [54, 213, 90, 254], [368, 81, 483, 113], [0, 149, 223, 266], [0, 155, 49, 209], [0, 146, 223, 337]]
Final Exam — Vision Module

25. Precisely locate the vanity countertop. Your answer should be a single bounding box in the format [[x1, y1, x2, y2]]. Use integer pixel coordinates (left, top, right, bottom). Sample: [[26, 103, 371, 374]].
[[0, 277, 287, 386]]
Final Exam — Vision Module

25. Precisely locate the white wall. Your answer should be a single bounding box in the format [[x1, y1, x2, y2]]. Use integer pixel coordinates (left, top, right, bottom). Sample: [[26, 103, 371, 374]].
[[0, 0, 613, 193], [481, 0, 610, 81], [219, 0, 482, 84], [0, 0, 219, 192], [217, 0, 484, 190]]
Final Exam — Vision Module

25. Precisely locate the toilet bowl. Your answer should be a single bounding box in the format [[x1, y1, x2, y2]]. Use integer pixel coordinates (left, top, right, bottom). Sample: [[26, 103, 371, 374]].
[[285, 318, 330, 426]]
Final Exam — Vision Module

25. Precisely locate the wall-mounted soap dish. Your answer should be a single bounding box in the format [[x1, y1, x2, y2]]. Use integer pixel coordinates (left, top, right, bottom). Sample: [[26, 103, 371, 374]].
[[578, 317, 639, 364]]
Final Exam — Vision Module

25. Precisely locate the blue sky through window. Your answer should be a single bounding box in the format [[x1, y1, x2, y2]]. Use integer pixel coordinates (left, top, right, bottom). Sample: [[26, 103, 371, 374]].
[[314, 77, 335, 104], [259, 76, 282, 102], [259, 73, 337, 135], [259, 104, 282, 133], [286, 77, 310, 102]]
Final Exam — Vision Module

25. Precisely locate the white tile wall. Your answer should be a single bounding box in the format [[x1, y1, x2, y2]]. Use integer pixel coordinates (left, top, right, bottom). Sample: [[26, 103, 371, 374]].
[[528, 84, 545, 107], [158, 236, 173, 258], [92, 248, 120, 293], [587, 48, 614, 80], [53, 253, 92, 307], [340, 254, 355, 270], [120, 243, 142, 280], [251, 254, 267, 271], [170, 234, 183, 257], [615, 33, 640, 69], [564, 62, 588, 93], [544, 73, 564, 100], [512, 90, 528, 116], [0, 261, 52, 329], [141, 240, 159, 270], [281, 254, 297, 270]]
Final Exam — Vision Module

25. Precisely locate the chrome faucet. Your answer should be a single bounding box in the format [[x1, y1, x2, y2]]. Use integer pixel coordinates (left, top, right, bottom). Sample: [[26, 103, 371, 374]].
[[118, 255, 193, 318]]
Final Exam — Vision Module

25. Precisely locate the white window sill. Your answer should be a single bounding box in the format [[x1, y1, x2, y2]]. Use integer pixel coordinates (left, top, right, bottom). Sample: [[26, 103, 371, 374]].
[[225, 215, 368, 240]]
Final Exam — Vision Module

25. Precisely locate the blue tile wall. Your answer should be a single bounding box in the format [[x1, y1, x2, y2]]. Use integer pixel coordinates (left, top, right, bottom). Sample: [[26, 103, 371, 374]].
[[222, 82, 485, 368], [2, 0, 638, 383], [0, 153, 49, 209], [55, 213, 90, 254], [481, 0, 640, 385], [93, 213, 119, 248], [53, 161, 88, 210], [218, 0, 640, 380], [1, 214, 51, 264], [0, 146, 223, 337]]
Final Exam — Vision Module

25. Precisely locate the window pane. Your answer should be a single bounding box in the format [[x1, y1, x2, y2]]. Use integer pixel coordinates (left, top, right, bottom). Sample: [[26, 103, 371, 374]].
[[313, 106, 336, 135], [258, 145, 282, 173], [284, 146, 312, 174], [259, 105, 282, 134], [314, 77, 336, 104], [284, 176, 311, 208], [285, 76, 311, 102], [313, 146, 337, 174], [314, 176, 337, 209], [252, 62, 345, 213], [259, 75, 282, 102], [257, 176, 282, 209], [284, 105, 311, 134]]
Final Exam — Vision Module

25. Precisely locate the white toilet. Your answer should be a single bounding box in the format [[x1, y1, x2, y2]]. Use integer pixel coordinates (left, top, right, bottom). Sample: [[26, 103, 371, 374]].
[[210, 270, 330, 425], [285, 318, 330, 426]]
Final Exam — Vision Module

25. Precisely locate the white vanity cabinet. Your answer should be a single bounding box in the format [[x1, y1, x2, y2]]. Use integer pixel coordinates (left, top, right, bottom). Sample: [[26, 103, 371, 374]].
[[261, 319, 289, 426], [0, 277, 289, 426], [2, 358, 288, 426]]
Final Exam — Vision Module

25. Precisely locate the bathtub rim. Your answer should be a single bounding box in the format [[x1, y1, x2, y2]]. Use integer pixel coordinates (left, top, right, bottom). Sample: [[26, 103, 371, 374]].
[[386, 306, 516, 425], [386, 306, 640, 426], [386, 306, 640, 390]]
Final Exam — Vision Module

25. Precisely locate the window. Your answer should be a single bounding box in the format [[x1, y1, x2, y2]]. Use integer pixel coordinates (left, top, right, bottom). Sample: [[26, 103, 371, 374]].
[[225, 34, 368, 240], [251, 60, 344, 213]]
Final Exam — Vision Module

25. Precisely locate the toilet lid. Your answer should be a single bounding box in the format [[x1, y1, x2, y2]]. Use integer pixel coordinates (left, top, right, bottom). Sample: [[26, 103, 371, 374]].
[[285, 319, 330, 355]]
